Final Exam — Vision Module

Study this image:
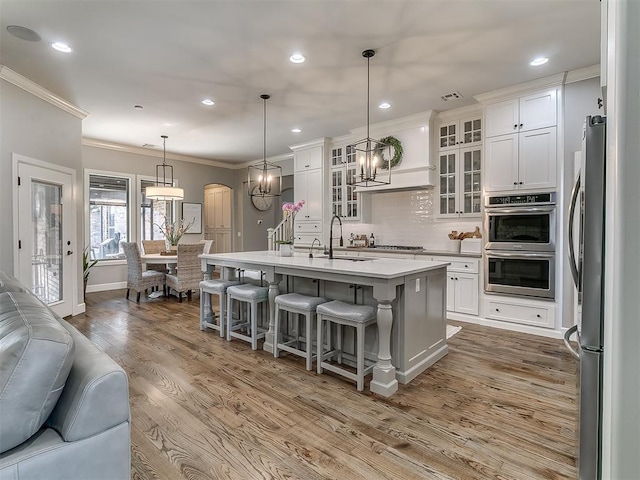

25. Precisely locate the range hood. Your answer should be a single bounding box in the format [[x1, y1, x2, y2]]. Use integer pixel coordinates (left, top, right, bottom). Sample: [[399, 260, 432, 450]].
[[351, 111, 436, 193]]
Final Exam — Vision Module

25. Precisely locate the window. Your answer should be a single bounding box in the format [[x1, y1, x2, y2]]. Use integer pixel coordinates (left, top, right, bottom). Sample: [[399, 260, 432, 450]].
[[140, 179, 174, 241], [88, 174, 130, 260]]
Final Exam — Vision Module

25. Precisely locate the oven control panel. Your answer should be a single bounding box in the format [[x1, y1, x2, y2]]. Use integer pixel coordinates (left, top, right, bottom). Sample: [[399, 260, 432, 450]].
[[486, 192, 556, 207]]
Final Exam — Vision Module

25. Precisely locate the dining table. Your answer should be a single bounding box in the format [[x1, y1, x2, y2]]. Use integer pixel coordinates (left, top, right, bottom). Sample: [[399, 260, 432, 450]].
[[141, 253, 178, 275]]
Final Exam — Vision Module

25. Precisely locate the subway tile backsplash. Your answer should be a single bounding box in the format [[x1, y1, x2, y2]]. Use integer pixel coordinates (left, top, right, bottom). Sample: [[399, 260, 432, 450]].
[[346, 190, 483, 249]]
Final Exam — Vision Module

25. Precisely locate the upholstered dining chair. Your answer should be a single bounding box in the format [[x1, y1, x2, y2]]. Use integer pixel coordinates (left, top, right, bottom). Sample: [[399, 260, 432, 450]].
[[165, 244, 204, 302], [121, 242, 166, 302], [141, 240, 168, 274], [201, 239, 214, 254]]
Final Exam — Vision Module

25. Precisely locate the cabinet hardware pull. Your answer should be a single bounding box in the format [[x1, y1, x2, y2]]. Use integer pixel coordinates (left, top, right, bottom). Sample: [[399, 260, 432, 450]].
[[519, 182, 523, 185], [513, 124, 518, 129], [513, 182, 518, 185], [496, 308, 500, 312], [519, 123, 523, 128], [536, 314, 541, 318]]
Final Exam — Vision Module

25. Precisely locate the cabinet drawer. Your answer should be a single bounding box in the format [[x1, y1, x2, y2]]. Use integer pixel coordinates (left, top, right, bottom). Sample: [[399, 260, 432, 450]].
[[294, 234, 322, 246], [295, 222, 322, 233], [484, 298, 554, 328], [431, 256, 479, 273]]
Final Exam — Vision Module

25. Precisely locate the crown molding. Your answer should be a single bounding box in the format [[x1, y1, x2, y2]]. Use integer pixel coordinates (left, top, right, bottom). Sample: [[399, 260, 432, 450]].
[[236, 152, 294, 169], [435, 103, 484, 122], [474, 72, 566, 104], [289, 137, 330, 152], [0, 65, 89, 119], [564, 64, 600, 84], [348, 110, 436, 139]]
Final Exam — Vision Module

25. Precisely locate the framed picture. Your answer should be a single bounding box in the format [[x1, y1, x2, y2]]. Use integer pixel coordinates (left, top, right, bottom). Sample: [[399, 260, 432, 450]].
[[182, 202, 202, 234]]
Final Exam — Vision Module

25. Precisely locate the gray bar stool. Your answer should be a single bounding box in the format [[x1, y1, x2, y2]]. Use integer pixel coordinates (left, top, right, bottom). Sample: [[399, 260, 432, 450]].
[[273, 293, 327, 371], [199, 279, 242, 337], [316, 300, 377, 391], [226, 284, 269, 350]]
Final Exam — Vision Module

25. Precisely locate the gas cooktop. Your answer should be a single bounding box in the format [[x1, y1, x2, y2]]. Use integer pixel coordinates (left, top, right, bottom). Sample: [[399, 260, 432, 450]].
[[372, 245, 424, 251]]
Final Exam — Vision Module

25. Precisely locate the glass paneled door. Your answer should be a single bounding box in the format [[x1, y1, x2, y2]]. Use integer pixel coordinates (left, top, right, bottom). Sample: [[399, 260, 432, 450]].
[[17, 161, 75, 317]]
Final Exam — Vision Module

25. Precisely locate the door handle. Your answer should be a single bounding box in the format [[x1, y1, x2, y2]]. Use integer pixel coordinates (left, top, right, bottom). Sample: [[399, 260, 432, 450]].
[[563, 325, 580, 360], [568, 174, 581, 287]]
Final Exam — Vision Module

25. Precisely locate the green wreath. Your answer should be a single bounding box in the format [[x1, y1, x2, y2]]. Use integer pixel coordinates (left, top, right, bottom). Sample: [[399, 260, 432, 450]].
[[375, 136, 403, 170]]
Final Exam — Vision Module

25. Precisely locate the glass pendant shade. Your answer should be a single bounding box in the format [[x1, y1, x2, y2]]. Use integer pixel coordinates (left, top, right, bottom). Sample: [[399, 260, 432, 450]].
[[348, 49, 391, 187], [146, 135, 184, 201], [248, 94, 282, 198]]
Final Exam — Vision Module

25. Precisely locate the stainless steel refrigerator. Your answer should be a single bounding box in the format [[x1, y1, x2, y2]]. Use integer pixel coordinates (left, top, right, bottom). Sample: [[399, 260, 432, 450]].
[[565, 114, 607, 479]]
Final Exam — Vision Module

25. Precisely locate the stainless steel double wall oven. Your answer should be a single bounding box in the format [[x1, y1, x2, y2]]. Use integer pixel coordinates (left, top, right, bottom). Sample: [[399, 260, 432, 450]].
[[484, 192, 556, 299]]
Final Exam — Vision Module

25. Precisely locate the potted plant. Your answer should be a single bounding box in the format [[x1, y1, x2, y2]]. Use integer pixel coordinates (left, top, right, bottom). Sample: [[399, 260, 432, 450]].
[[155, 215, 195, 252], [276, 200, 305, 256], [83, 246, 98, 296]]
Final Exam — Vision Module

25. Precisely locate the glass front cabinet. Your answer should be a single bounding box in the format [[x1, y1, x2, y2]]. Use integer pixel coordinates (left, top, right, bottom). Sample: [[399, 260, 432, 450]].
[[436, 111, 483, 218], [330, 146, 360, 220]]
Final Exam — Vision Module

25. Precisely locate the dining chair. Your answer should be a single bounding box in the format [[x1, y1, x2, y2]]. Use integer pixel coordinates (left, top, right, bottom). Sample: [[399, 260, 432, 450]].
[[201, 239, 214, 254], [142, 240, 169, 274], [165, 244, 204, 302], [121, 242, 166, 302]]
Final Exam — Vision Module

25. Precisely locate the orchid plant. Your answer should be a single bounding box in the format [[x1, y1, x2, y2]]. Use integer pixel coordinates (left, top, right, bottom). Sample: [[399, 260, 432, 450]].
[[155, 215, 194, 246], [278, 200, 305, 244]]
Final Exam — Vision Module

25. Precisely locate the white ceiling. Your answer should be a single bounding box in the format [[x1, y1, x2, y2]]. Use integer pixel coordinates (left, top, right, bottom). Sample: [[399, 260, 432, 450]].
[[0, 0, 601, 165]]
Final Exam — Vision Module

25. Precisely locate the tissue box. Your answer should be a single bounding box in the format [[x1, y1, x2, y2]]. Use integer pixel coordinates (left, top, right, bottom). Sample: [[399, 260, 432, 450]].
[[460, 238, 482, 254]]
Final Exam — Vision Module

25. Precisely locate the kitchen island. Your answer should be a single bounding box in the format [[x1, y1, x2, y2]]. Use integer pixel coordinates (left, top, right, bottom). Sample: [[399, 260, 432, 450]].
[[200, 250, 449, 397]]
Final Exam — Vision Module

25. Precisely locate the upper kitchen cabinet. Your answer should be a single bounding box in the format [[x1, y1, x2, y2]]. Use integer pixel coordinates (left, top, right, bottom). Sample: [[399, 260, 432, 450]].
[[291, 139, 328, 245], [484, 89, 557, 137], [478, 81, 562, 193], [437, 114, 483, 151], [436, 107, 483, 217], [330, 145, 361, 220]]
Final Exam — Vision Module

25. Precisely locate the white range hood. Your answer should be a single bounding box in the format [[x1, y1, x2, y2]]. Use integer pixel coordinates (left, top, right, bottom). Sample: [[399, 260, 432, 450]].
[[352, 110, 436, 193]]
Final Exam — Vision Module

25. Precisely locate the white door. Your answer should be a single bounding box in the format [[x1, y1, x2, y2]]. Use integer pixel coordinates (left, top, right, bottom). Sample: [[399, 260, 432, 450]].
[[17, 161, 75, 317]]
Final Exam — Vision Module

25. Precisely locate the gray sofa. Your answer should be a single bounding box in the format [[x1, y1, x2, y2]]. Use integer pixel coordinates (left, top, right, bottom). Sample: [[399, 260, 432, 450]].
[[0, 272, 130, 480]]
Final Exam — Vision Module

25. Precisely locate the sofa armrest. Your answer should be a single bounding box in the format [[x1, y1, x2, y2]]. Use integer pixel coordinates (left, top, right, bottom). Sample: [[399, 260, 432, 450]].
[[46, 320, 130, 442]]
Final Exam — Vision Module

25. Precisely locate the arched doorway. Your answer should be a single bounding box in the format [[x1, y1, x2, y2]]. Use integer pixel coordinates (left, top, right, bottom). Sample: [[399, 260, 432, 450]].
[[204, 183, 232, 253]]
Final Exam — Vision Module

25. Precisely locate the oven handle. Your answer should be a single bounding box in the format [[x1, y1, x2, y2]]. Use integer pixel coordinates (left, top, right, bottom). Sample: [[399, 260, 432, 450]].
[[485, 250, 554, 259], [485, 206, 556, 214], [568, 174, 581, 288]]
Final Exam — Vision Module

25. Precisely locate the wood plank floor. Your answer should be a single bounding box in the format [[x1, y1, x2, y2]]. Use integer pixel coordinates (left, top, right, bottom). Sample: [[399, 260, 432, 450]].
[[70, 290, 578, 480]]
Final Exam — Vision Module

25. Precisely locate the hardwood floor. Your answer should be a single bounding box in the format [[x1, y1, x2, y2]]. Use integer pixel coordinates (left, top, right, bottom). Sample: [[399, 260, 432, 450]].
[[71, 290, 578, 480]]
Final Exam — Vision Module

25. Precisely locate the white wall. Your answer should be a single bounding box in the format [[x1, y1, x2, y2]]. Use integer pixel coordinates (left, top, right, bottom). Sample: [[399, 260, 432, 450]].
[[0, 79, 83, 298]]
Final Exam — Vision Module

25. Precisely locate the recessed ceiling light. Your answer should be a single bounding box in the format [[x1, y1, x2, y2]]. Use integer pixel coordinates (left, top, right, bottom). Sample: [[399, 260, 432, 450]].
[[202, 99, 215, 106], [289, 53, 305, 64], [379, 102, 391, 109], [530, 57, 549, 66], [291, 128, 302, 133], [51, 42, 72, 53], [7, 25, 41, 42]]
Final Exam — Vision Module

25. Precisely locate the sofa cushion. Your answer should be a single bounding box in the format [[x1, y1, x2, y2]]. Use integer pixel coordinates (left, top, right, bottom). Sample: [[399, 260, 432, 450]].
[[0, 272, 30, 293], [0, 292, 75, 454]]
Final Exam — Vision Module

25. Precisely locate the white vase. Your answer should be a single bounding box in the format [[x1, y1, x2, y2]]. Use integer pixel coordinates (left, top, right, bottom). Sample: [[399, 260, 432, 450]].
[[279, 244, 293, 257]]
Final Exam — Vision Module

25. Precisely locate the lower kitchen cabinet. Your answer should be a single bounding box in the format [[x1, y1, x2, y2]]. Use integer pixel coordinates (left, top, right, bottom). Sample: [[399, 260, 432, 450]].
[[484, 296, 555, 329], [447, 272, 479, 315]]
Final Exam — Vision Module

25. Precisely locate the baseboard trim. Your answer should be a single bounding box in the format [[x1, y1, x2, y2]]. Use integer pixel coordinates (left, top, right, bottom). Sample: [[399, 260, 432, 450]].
[[86, 281, 126, 293]]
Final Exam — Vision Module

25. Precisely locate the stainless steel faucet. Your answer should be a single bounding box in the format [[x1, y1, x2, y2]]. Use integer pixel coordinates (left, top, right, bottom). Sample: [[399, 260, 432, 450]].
[[329, 215, 344, 259], [309, 238, 321, 258]]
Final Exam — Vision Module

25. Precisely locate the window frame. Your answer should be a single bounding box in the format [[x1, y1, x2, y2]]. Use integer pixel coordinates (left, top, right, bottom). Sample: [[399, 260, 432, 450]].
[[84, 169, 135, 265]]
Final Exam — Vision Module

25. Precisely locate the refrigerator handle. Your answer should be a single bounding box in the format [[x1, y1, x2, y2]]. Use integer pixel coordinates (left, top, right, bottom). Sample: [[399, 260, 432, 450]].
[[568, 174, 581, 287], [563, 324, 580, 360]]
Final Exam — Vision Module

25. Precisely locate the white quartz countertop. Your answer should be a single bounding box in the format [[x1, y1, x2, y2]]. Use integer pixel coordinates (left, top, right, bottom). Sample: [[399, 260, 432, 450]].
[[201, 250, 449, 280]]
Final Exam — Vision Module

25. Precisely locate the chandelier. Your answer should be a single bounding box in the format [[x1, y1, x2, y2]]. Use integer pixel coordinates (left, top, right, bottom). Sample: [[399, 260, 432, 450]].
[[248, 94, 282, 198], [145, 135, 184, 200], [348, 49, 391, 187]]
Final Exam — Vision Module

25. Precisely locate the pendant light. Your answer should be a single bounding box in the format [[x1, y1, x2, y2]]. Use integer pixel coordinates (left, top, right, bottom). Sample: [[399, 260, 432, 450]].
[[248, 94, 282, 198], [146, 135, 184, 201], [348, 49, 391, 187]]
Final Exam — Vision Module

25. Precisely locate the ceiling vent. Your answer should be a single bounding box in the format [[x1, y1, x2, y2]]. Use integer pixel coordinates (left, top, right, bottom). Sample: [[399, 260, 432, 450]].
[[440, 91, 463, 102], [142, 143, 156, 148]]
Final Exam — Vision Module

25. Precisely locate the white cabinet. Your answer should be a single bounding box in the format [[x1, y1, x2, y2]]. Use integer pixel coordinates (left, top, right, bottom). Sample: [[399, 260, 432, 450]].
[[437, 115, 483, 151], [330, 145, 361, 220], [484, 296, 555, 329], [437, 146, 483, 217], [292, 140, 327, 246], [485, 90, 557, 137], [436, 110, 483, 218], [431, 255, 480, 316], [485, 126, 557, 192]]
